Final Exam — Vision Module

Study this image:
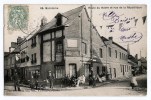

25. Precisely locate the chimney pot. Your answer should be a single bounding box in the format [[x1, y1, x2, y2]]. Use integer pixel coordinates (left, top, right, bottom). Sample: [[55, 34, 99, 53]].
[[40, 16, 47, 27], [109, 37, 113, 40]]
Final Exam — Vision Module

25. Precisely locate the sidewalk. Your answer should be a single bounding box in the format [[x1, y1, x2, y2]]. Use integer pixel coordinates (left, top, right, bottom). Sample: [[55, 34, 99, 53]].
[[4, 80, 118, 92]]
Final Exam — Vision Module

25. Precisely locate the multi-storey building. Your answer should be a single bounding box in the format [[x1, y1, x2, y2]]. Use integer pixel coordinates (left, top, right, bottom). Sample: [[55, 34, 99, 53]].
[[36, 5, 132, 82], [101, 37, 132, 79], [4, 5, 132, 83], [4, 52, 16, 81]]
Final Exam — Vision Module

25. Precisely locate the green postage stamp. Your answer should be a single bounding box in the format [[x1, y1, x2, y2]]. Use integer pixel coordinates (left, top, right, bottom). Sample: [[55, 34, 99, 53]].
[[8, 5, 29, 30]]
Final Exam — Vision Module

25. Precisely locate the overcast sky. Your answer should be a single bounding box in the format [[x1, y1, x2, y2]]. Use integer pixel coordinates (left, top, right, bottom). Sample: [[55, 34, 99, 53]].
[[4, 4, 147, 58]]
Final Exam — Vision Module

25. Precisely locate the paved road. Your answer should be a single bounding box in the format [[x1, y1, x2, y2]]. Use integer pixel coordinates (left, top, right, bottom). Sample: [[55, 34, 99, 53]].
[[4, 74, 147, 96]]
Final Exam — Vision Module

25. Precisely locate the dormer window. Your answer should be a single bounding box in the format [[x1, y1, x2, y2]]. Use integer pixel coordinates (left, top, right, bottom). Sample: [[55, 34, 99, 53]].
[[55, 13, 62, 26]]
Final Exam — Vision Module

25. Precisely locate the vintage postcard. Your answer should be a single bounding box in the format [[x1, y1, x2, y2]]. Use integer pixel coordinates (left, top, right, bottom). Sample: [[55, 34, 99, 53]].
[[4, 4, 147, 96]]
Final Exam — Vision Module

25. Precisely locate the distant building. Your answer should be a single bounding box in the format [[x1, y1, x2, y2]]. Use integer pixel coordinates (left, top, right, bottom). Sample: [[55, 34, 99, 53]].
[[138, 57, 147, 74], [4, 52, 16, 81], [101, 37, 131, 79], [128, 55, 138, 75]]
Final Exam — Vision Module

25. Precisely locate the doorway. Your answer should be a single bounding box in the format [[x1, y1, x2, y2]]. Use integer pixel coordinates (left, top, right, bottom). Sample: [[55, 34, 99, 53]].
[[69, 64, 77, 78], [113, 68, 116, 78]]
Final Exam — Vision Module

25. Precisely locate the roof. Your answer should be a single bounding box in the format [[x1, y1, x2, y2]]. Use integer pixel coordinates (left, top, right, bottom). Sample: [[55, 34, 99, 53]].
[[128, 55, 138, 63], [100, 36, 127, 52], [138, 57, 147, 63], [38, 5, 85, 33], [4, 52, 9, 57]]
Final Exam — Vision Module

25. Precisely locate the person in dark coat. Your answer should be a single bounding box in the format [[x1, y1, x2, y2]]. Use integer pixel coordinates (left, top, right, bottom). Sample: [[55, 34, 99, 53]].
[[92, 75, 97, 87], [89, 74, 93, 86], [48, 72, 54, 90], [13, 72, 21, 91]]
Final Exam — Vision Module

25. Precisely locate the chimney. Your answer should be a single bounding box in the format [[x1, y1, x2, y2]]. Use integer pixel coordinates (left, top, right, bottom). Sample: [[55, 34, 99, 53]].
[[9, 47, 11, 53], [135, 54, 138, 60], [17, 36, 23, 44], [108, 37, 113, 44], [40, 16, 47, 28]]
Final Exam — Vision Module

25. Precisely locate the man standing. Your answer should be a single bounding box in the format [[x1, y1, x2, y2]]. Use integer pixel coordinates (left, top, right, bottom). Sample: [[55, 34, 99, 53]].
[[48, 71, 54, 90], [13, 71, 21, 91]]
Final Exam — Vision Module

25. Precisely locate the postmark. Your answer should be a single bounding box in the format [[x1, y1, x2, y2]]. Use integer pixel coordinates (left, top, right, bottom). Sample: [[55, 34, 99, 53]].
[[8, 5, 29, 30]]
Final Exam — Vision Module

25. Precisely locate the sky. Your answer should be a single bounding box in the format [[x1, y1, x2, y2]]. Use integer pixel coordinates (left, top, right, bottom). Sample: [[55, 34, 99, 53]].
[[4, 4, 147, 58]]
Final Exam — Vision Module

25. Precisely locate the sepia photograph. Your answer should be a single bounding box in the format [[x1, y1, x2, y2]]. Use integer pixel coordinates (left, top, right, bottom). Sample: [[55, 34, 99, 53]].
[[3, 4, 147, 96]]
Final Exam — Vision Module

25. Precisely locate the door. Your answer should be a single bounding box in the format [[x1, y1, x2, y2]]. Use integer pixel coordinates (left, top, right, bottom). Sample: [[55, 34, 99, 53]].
[[84, 64, 90, 78], [69, 64, 77, 77], [113, 68, 116, 78], [109, 68, 112, 79]]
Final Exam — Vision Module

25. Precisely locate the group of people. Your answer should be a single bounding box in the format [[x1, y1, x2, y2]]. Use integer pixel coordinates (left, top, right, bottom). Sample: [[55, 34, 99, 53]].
[[12, 70, 138, 91], [62, 75, 85, 87]]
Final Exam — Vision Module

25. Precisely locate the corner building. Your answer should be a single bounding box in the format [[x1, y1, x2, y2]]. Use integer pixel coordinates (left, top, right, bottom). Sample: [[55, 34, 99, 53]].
[[35, 5, 131, 83]]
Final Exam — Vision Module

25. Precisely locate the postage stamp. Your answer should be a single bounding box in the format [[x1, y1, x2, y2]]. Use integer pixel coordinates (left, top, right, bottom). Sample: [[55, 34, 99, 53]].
[[7, 5, 29, 30]]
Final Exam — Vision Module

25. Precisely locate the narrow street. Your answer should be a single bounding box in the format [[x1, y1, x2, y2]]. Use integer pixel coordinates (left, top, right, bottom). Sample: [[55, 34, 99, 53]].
[[4, 74, 147, 96]]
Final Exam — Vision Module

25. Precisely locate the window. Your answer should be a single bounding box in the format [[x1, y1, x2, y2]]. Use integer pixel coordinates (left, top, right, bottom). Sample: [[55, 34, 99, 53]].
[[21, 51, 26, 63], [31, 37, 36, 47], [43, 42, 51, 62], [55, 66, 64, 79], [69, 64, 77, 77], [125, 65, 127, 72], [52, 41, 55, 61], [43, 33, 50, 41], [56, 15, 62, 26], [115, 50, 117, 58], [127, 65, 128, 72], [56, 41, 63, 53], [31, 53, 37, 64], [56, 30, 62, 38], [121, 65, 123, 72], [99, 48, 103, 58], [34, 53, 37, 63], [31, 54, 33, 63], [56, 41, 63, 62], [82, 42, 87, 54], [108, 47, 111, 57], [51, 32, 55, 39]]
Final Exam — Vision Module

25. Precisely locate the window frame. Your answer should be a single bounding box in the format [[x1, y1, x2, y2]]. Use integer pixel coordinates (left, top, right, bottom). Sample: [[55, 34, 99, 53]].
[[99, 48, 103, 58]]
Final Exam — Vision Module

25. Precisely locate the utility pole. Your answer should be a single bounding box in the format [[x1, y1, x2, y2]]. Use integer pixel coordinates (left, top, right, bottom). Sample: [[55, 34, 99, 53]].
[[140, 50, 142, 58], [90, 4, 93, 76]]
